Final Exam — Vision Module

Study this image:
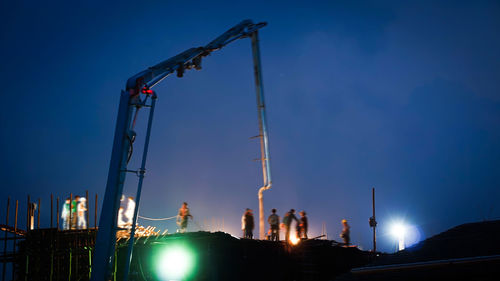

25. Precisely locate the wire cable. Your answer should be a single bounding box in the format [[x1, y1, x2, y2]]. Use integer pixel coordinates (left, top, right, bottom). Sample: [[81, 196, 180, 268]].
[[137, 215, 177, 221]]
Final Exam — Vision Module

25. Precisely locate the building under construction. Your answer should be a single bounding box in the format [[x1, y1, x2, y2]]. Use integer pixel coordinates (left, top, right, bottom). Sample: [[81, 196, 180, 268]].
[[2, 202, 500, 281], [1, 216, 370, 281]]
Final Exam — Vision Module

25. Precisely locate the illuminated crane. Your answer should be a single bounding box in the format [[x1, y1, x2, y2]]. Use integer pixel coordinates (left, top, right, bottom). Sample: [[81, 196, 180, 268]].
[[91, 20, 272, 281]]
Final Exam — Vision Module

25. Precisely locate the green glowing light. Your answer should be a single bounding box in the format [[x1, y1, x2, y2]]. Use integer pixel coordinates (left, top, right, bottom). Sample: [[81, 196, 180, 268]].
[[155, 245, 195, 280]]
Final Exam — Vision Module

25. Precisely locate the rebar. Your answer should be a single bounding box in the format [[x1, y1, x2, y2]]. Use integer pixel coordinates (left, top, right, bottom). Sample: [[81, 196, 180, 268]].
[[70, 193, 73, 230], [56, 197, 60, 230], [37, 198, 41, 229], [51, 194, 53, 228], [2, 197, 10, 281], [86, 191, 89, 230]]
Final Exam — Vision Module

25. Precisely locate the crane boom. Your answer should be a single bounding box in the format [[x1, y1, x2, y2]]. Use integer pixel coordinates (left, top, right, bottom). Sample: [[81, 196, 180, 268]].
[[91, 19, 271, 281], [125, 20, 266, 94]]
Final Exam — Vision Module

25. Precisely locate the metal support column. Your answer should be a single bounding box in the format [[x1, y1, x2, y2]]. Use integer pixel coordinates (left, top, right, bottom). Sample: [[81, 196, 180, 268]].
[[369, 187, 377, 252], [123, 93, 157, 281], [91, 90, 134, 281], [372, 188, 377, 252], [250, 31, 272, 240]]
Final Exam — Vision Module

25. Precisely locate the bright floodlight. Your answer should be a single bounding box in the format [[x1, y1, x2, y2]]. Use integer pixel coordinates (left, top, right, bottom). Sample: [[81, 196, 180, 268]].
[[390, 223, 406, 238], [390, 222, 406, 251], [156, 245, 194, 280]]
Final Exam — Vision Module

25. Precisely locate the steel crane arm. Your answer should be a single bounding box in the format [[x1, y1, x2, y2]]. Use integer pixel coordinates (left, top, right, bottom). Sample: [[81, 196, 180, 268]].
[[125, 20, 267, 94], [204, 20, 267, 51], [125, 47, 204, 92]]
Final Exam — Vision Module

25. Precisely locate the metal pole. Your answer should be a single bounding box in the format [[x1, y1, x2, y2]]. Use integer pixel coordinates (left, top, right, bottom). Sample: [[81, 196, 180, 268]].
[[56, 197, 59, 230], [250, 31, 272, 239], [69, 193, 73, 230], [14, 199, 18, 231], [123, 94, 157, 281], [27, 195, 30, 231], [2, 197, 10, 281], [372, 187, 377, 252], [37, 198, 40, 229], [12, 200, 18, 281], [50, 194, 53, 228], [94, 194, 97, 229], [86, 190, 89, 230]]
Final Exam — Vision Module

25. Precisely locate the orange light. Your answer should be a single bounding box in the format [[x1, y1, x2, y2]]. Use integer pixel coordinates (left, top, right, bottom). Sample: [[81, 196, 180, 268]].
[[289, 232, 300, 245]]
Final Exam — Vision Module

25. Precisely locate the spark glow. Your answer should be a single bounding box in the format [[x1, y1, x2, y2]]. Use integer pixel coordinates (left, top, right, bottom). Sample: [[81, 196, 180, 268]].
[[290, 232, 300, 245]]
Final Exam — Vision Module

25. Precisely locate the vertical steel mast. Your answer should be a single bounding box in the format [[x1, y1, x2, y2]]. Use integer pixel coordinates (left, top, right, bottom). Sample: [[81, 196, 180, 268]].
[[369, 187, 377, 252], [251, 31, 273, 240], [91, 90, 134, 281]]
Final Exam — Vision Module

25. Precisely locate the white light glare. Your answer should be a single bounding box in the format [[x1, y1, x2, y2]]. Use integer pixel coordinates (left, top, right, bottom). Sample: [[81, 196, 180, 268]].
[[390, 222, 407, 251], [390, 223, 406, 239], [156, 246, 194, 280]]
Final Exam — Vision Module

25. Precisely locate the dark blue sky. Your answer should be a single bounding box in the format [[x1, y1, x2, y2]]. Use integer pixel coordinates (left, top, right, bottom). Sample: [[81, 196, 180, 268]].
[[1, 1, 499, 252]]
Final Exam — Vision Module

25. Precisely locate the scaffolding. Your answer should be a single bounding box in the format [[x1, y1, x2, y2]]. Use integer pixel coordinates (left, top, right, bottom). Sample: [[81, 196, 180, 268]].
[[0, 193, 99, 281]]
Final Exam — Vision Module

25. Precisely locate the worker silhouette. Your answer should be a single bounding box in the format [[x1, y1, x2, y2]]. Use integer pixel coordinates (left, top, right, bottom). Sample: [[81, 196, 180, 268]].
[[177, 202, 193, 233], [242, 208, 255, 239], [297, 211, 308, 239], [340, 219, 351, 246], [282, 209, 298, 242], [268, 208, 280, 241]]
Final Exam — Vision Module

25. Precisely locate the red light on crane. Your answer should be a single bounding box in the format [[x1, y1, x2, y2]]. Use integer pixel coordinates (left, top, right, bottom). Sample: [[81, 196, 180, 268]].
[[141, 88, 154, 95]]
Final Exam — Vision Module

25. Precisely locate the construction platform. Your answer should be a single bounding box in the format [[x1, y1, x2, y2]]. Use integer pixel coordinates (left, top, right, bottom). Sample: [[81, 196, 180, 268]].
[[6, 229, 370, 281], [5, 221, 500, 280]]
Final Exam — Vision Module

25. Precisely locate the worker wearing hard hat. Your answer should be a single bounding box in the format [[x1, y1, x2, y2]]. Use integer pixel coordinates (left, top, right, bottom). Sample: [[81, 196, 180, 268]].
[[77, 197, 87, 229], [340, 219, 351, 246], [61, 198, 70, 230], [297, 211, 308, 239], [242, 208, 255, 239]]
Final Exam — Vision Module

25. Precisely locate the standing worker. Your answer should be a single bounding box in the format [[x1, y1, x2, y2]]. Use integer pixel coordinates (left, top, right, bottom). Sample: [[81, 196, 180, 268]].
[[297, 211, 308, 239], [61, 198, 70, 230], [28, 203, 36, 230], [282, 209, 298, 242], [340, 219, 351, 246], [268, 208, 280, 241], [77, 196, 87, 229], [117, 206, 126, 228], [71, 196, 79, 229], [177, 202, 193, 233], [125, 196, 136, 227], [242, 208, 255, 239]]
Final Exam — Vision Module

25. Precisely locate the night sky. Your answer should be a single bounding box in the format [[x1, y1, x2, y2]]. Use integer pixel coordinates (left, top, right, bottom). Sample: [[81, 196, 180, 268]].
[[1, 1, 499, 252]]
